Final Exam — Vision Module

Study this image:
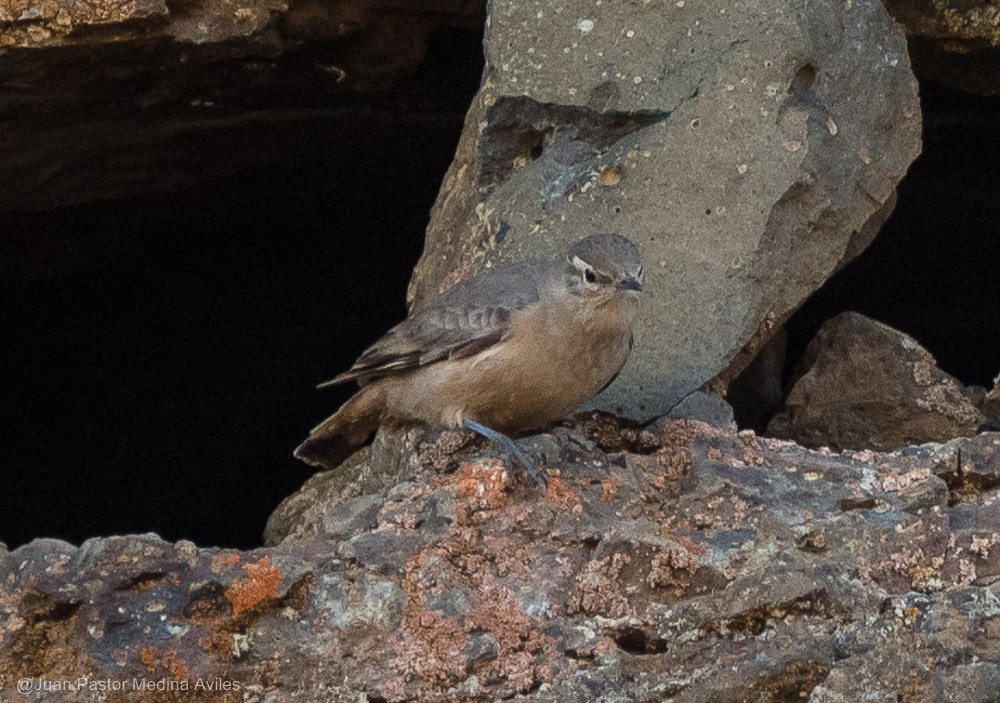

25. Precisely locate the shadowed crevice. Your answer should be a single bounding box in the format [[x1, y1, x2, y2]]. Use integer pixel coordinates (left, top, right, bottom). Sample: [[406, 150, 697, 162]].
[[478, 95, 671, 194]]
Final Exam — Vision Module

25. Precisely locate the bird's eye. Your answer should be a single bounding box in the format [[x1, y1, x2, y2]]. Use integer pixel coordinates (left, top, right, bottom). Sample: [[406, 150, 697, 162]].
[[584, 268, 597, 284]]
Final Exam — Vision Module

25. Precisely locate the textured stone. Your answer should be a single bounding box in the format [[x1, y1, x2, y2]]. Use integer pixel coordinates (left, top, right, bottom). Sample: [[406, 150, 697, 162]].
[[769, 312, 986, 451], [409, 0, 921, 421], [984, 373, 1000, 428], [4, 416, 1000, 701], [884, 0, 1000, 95], [0, 0, 484, 212], [666, 390, 735, 428]]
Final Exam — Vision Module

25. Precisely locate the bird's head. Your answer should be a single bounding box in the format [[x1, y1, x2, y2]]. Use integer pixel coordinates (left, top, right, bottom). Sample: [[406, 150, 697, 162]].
[[564, 233, 644, 302]]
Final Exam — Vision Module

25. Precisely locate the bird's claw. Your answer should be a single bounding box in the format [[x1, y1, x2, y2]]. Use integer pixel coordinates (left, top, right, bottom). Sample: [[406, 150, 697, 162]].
[[463, 418, 548, 486], [505, 446, 548, 487]]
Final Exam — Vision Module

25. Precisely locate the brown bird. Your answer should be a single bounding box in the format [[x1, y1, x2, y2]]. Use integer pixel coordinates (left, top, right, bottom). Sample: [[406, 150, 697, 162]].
[[295, 233, 644, 474]]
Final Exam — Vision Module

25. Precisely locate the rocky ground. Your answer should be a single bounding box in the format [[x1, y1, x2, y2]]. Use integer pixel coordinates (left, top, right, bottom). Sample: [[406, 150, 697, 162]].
[[3, 0, 999, 699], [3, 404, 1000, 702]]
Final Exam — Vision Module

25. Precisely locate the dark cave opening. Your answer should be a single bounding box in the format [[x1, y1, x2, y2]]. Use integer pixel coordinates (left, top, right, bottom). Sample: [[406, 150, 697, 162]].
[[784, 83, 1000, 384], [3, 47, 998, 548], [0, 26, 485, 550], [733, 82, 1000, 432]]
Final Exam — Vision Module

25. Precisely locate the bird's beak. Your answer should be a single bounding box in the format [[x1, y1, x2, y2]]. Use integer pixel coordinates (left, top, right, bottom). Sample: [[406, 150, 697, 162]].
[[618, 276, 643, 292]]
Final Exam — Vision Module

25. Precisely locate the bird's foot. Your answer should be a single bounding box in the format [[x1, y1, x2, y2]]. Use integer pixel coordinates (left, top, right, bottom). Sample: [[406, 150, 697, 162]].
[[462, 418, 547, 486]]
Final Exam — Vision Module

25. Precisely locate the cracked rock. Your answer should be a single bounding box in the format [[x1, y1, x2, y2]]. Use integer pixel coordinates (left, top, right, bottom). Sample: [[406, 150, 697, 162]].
[[6, 416, 1000, 701]]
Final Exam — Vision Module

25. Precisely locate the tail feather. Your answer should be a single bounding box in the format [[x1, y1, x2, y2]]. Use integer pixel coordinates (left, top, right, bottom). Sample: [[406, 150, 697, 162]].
[[294, 386, 384, 471]]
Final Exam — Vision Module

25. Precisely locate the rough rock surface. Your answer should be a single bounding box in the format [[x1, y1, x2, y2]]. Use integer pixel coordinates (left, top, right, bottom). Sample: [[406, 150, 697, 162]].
[[4, 411, 1000, 701], [408, 0, 922, 420], [0, 0, 483, 212], [769, 312, 986, 451], [985, 374, 1000, 428], [884, 0, 1000, 95]]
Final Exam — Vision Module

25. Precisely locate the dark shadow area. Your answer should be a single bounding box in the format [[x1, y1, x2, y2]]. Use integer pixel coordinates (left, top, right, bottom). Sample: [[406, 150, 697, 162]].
[[0, 27, 484, 549], [757, 82, 1000, 429]]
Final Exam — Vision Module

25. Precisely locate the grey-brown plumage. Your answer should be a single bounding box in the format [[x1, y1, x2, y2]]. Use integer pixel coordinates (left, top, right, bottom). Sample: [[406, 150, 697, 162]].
[[295, 233, 644, 471]]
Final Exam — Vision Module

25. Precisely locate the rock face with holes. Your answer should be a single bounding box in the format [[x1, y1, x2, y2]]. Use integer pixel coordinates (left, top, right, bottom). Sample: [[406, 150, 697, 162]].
[[409, 0, 922, 420], [768, 312, 986, 451], [4, 411, 1000, 701]]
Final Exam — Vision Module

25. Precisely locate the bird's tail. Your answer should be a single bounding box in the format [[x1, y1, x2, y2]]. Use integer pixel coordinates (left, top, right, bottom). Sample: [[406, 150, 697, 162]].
[[294, 386, 385, 471]]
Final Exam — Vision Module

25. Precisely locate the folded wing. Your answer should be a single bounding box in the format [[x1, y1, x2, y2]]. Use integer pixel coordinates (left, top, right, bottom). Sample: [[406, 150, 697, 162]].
[[319, 262, 544, 388]]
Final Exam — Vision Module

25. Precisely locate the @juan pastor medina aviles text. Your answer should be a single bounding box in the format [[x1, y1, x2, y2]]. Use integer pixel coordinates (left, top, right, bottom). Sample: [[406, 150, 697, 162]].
[[15, 676, 241, 694]]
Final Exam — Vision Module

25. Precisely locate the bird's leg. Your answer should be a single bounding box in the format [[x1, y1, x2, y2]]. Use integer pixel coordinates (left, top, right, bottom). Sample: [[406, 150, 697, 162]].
[[462, 418, 546, 484]]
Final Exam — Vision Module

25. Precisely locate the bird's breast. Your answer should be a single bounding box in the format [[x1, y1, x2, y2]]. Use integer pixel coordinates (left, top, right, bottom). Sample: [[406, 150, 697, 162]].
[[461, 293, 635, 430], [383, 293, 636, 434]]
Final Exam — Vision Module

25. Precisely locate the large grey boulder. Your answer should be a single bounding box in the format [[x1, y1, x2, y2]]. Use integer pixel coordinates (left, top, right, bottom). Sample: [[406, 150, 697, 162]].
[[410, 0, 922, 420]]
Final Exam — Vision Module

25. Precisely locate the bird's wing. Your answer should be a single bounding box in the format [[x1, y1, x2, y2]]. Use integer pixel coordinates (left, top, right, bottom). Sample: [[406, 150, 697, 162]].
[[319, 262, 545, 387]]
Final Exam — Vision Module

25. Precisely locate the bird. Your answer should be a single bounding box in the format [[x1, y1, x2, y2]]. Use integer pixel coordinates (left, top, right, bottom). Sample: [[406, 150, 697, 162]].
[[294, 233, 644, 475]]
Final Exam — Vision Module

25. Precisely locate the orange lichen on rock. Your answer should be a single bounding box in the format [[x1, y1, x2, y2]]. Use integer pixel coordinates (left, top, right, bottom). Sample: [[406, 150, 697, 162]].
[[546, 476, 581, 511], [390, 542, 555, 701], [600, 475, 621, 502], [456, 457, 510, 509], [199, 631, 238, 658], [466, 584, 555, 690], [225, 556, 281, 616], [140, 645, 160, 673], [211, 553, 241, 573], [139, 646, 190, 679]]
